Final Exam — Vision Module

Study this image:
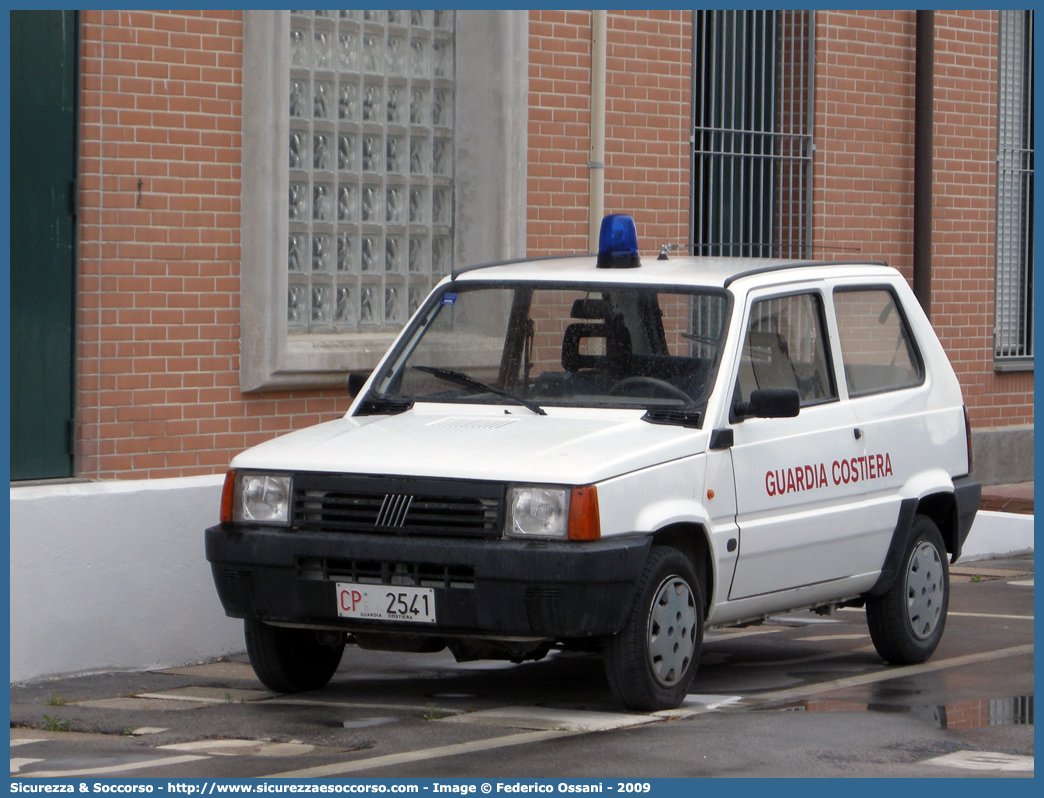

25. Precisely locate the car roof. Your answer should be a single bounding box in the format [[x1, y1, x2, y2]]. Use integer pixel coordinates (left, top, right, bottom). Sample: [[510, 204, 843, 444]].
[[450, 253, 896, 290]]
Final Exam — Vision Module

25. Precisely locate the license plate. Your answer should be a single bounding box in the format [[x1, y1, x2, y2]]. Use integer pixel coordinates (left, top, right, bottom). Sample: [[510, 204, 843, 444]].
[[335, 582, 436, 624]]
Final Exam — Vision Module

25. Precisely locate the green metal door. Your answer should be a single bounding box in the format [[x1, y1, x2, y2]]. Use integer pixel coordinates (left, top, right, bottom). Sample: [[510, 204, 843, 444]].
[[10, 11, 78, 480]]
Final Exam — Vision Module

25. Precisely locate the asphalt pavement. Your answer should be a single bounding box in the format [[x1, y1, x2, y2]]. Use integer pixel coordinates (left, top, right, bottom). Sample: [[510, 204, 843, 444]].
[[9, 553, 1033, 779]]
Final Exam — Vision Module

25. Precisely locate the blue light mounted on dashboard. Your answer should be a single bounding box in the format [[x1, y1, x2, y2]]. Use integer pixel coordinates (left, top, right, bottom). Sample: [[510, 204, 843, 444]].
[[596, 214, 641, 269]]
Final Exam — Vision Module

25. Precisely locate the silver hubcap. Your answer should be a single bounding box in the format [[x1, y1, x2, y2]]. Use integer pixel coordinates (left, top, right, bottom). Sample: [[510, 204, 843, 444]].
[[906, 541, 944, 640], [647, 575, 697, 687]]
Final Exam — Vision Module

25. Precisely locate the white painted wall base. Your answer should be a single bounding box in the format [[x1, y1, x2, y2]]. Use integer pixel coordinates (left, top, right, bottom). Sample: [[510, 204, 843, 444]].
[[9, 475, 242, 683], [8, 479, 1034, 683], [958, 510, 1035, 562]]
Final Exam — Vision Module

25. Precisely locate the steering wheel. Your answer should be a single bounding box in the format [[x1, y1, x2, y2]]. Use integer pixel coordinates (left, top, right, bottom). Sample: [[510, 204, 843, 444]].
[[608, 376, 691, 402]]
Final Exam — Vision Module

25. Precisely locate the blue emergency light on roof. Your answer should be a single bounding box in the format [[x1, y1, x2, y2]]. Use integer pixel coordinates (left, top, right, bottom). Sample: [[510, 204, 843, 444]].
[[596, 214, 641, 269]]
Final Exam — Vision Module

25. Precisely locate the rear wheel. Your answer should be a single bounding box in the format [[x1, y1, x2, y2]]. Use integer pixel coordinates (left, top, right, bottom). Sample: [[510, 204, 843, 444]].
[[605, 546, 703, 711], [244, 619, 345, 693], [866, 515, 949, 665]]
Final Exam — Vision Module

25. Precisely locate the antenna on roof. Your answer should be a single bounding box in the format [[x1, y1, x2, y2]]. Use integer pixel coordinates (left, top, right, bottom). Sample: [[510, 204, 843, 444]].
[[657, 242, 684, 260]]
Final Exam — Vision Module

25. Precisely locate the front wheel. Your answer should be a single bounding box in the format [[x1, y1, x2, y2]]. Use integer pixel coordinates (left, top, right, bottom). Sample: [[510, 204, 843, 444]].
[[244, 619, 345, 693], [605, 546, 704, 711], [866, 515, 949, 665]]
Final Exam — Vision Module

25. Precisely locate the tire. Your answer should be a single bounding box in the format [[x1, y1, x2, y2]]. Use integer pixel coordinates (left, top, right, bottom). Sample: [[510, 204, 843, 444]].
[[605, 546, 704, 711], [866, 515, 949, 665], [244, 619, 345, 693]]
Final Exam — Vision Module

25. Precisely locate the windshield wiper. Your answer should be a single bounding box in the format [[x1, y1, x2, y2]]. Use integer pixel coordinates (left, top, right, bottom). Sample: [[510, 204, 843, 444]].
[[680, 331, 720, 347], [413, 366, 546, 416]]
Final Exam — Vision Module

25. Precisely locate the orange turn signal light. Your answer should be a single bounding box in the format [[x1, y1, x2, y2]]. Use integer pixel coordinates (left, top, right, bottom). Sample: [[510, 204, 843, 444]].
[[567, 486, 601, 541], [220, 469, 237, 523]]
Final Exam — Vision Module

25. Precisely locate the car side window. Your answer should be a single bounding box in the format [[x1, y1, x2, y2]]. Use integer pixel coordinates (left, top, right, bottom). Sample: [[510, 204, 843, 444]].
[[833, 288, 924, 396], [735, 292, 836, 406]]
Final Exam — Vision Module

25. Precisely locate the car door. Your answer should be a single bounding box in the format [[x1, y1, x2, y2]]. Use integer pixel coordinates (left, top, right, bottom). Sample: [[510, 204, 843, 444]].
[[723, 288, 875, 600], [829, 284, 938, 562]]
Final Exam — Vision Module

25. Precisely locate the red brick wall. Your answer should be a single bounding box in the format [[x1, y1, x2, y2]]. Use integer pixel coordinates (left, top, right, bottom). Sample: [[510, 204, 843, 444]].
[[933, 11, 1032, 427], [73, 10, 1027, 480], [527, 10, 692, 258], [77, 10, 352, 479], [813, 11, 918, 269], [813, 10, 1032, 428]]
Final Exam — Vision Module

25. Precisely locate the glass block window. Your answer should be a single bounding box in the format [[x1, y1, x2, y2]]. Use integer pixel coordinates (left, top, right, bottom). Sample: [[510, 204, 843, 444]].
[[288, 10, 455, 333]]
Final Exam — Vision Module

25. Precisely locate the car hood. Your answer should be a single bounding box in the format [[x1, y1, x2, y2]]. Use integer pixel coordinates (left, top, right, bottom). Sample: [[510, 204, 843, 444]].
[[230, 403, 708, 484]]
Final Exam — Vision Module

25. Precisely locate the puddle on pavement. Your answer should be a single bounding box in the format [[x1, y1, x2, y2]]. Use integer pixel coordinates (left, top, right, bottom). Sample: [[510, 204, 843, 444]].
[[766, 695, 1033, 729]]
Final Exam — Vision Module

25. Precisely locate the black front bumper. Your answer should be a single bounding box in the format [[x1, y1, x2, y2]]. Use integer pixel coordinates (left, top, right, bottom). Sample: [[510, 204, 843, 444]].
[[205, 525, 651, 639]]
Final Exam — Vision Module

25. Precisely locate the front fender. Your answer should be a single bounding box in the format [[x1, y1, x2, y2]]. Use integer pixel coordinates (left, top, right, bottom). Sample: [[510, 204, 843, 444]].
[[635, 498, 712, 535], [596, 455, 707, 538]]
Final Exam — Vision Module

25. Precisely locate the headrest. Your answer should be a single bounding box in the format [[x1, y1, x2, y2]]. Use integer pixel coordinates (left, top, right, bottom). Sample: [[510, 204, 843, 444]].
[[561, 321, 632, 372]]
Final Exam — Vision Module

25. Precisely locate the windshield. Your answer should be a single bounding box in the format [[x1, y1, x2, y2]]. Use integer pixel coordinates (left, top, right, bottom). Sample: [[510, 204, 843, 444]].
[[370, 283, 729, 413]]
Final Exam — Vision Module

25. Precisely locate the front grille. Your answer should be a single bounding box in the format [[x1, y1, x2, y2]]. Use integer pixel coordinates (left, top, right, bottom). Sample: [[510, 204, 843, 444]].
[[314, 557, 476, 589], [291, 474, 505, 538]]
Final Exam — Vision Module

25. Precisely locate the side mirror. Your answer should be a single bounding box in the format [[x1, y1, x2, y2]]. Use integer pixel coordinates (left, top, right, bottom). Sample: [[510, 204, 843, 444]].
[[347, 371, 371, 399], [734, 388, 800, 420]]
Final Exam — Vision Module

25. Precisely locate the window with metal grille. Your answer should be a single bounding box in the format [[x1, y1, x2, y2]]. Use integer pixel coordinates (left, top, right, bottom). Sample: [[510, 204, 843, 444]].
[[288, 10, 455, 334], [995, 10, 1034, 369], [691, 11, 814, 259]]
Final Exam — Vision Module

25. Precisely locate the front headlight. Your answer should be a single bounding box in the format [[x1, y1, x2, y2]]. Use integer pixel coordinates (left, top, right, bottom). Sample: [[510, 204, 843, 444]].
[[508, 486, 570, 539], [234, 472, 291, 524]]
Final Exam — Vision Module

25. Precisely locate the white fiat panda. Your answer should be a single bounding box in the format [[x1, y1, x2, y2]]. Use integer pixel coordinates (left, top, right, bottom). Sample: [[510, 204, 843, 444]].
[[206, 215, 980, 711]]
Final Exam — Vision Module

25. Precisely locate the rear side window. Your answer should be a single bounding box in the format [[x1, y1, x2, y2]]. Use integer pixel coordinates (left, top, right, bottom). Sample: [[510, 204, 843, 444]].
[[833, 288, 924, 396]]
